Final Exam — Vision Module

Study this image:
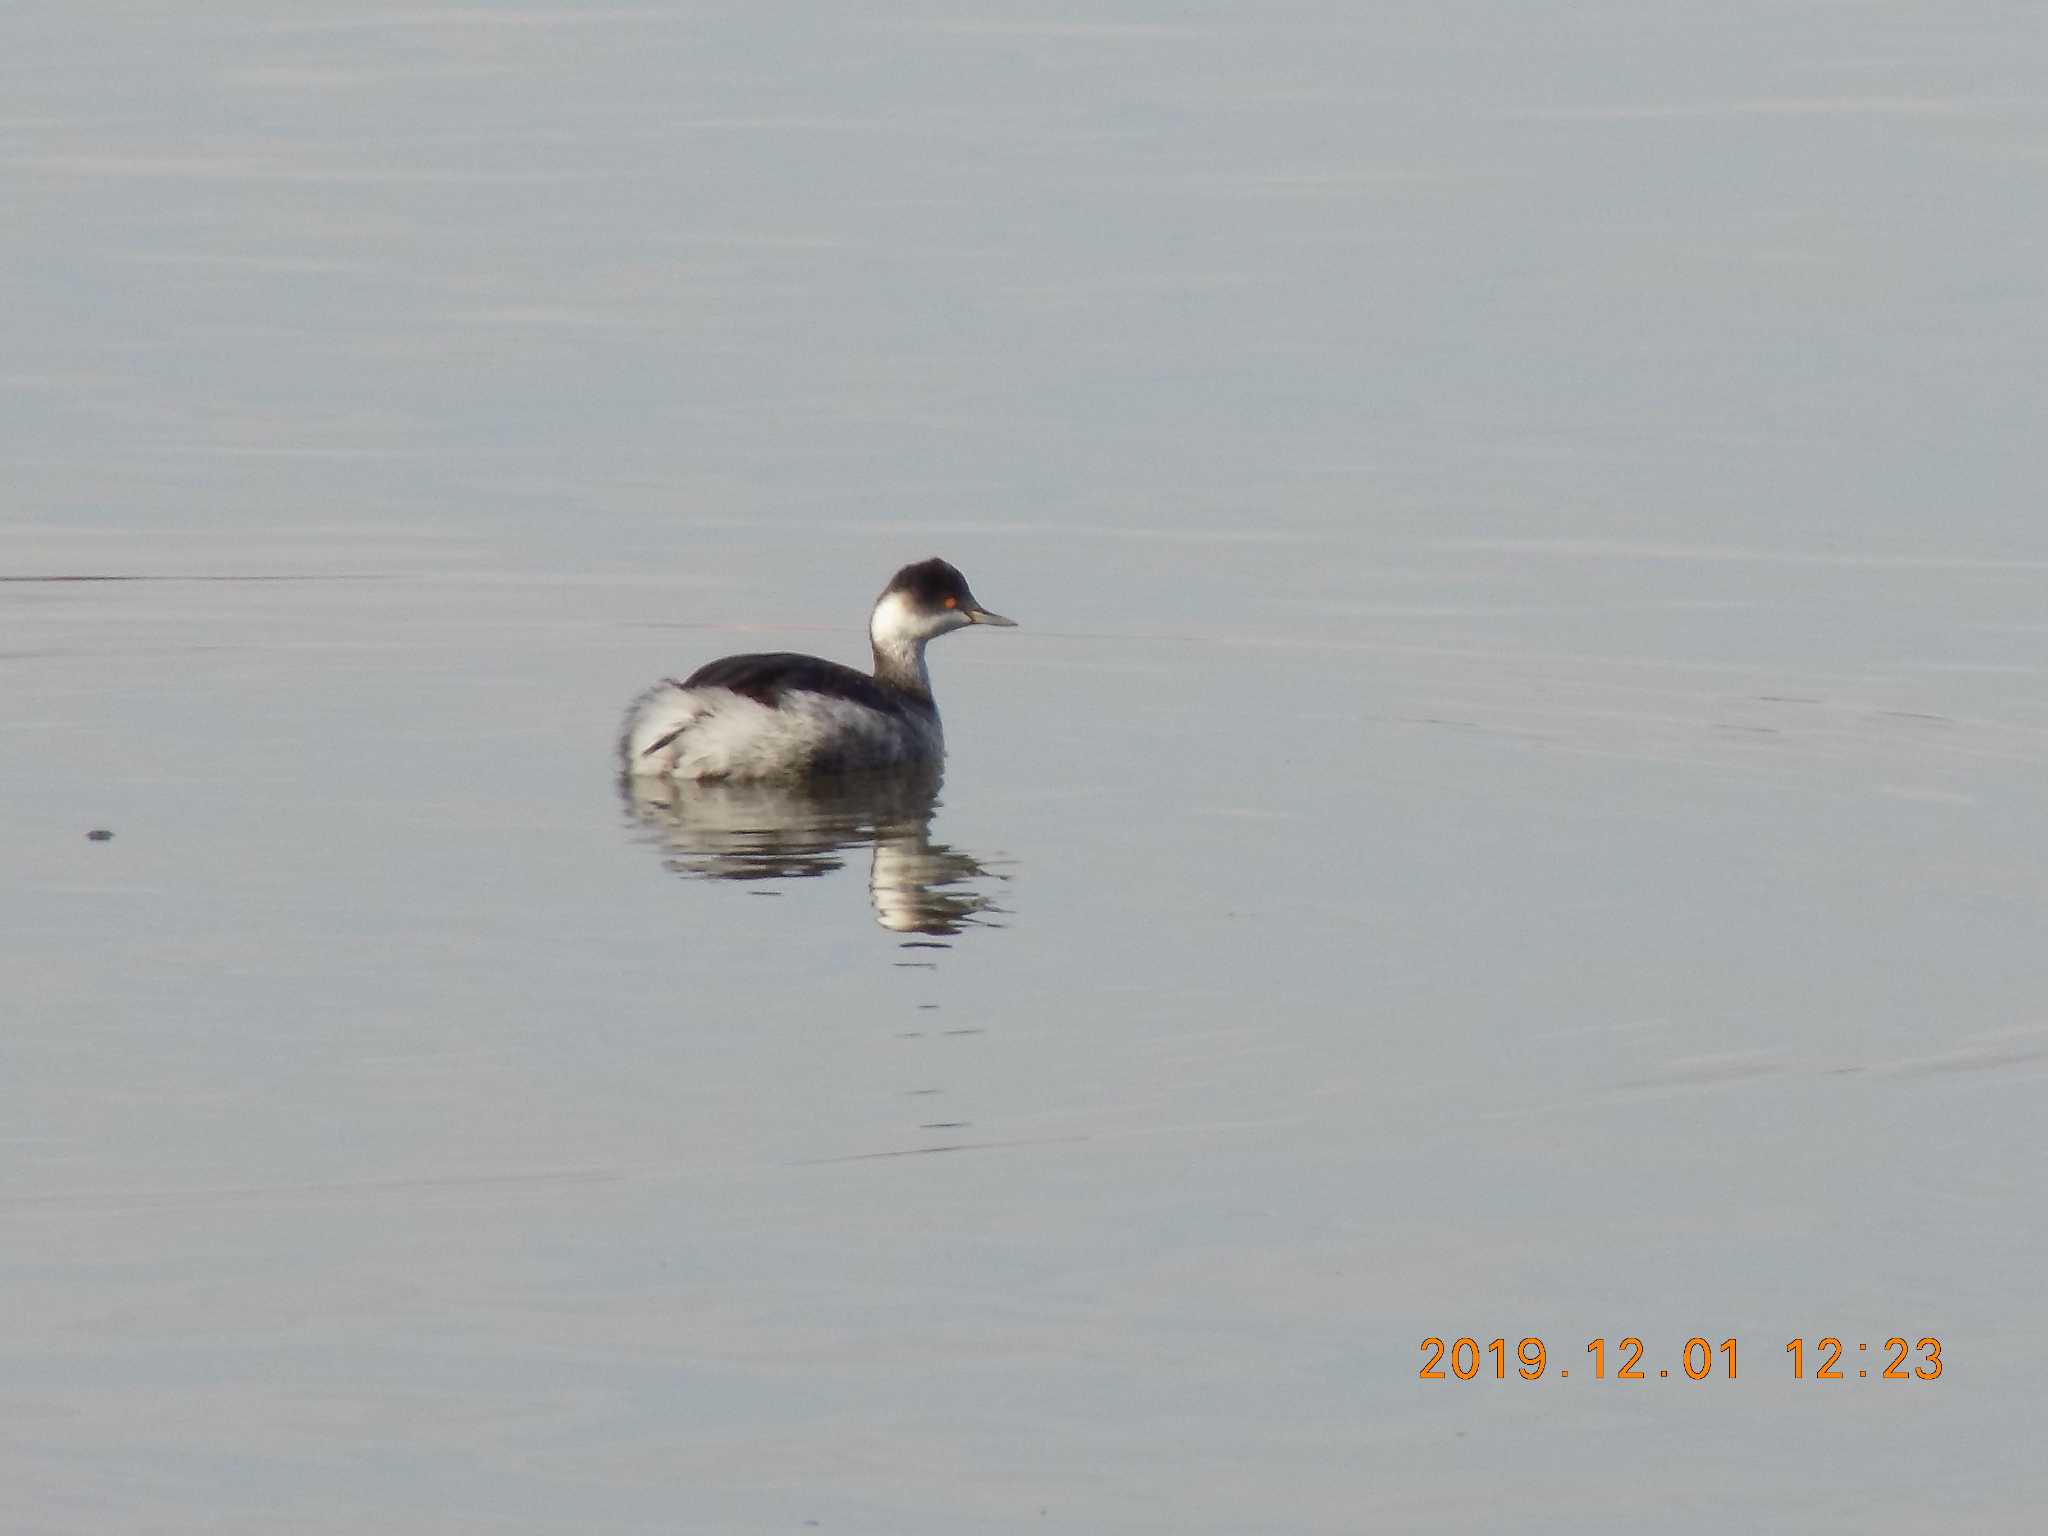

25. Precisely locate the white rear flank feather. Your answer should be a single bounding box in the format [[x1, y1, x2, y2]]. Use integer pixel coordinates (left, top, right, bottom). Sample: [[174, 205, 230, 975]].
[[620, 681, 942, 780]]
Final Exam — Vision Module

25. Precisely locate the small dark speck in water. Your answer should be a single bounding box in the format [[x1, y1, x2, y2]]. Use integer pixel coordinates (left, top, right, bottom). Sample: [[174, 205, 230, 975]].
[[894, 961, 938, 970], [921, 1121, 969, 1130], [896, 1031, 925, 1039], [87, 828, 114, 841], [900, 940, 950, 951], [942, 1028, 984, 1036], [905, 1088, 941, 1096], [747, 889, 783, 897], [917, 1003, 940, 1011]]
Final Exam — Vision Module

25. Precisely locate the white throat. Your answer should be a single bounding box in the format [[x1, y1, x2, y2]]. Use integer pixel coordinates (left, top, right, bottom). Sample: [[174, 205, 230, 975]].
[[870, 590, 934, 693]]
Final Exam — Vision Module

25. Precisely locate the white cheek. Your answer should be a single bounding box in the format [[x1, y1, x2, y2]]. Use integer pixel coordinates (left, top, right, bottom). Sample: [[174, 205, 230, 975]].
[[870, 591, 928, 647]]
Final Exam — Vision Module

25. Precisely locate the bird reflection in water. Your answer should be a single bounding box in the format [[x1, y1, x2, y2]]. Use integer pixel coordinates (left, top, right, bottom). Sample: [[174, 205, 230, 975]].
[[620, 765, 1007, 937]]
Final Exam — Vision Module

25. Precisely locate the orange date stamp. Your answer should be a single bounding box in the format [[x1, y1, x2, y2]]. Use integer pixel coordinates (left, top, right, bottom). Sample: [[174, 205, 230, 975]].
[[1419, 1336, 1943, 1381]]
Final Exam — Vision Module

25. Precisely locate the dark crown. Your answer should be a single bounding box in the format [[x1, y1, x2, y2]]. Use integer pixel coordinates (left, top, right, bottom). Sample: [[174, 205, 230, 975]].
[[882, 557, 972, 609]]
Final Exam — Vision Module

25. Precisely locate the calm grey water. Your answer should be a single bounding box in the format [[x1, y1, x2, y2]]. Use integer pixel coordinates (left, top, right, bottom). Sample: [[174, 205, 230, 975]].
[[6, 3, 2047, 1531]]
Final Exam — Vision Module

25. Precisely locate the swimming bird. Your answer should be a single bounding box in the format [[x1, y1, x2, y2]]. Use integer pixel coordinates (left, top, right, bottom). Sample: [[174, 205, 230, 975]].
[[620, 557, 1015, 781]]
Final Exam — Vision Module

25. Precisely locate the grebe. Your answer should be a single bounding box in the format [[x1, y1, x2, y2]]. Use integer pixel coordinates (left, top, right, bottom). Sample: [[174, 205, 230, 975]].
[[620, 557, 1016, 781]]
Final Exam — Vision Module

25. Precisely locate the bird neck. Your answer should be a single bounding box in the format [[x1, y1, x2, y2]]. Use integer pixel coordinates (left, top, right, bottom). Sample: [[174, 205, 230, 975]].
[[871, 635, 933, 699]]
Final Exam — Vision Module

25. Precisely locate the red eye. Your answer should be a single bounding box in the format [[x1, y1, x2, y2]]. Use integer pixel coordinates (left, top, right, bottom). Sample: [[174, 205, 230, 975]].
[[943, 596, 958, 609]]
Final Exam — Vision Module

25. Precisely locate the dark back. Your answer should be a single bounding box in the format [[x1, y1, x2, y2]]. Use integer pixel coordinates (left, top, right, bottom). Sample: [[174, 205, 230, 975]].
[[679, 652, 931, 716]]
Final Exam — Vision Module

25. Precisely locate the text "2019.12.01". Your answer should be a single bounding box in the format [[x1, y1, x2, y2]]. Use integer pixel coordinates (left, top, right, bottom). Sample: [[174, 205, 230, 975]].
[[1420, 1336, 1943, 1382]]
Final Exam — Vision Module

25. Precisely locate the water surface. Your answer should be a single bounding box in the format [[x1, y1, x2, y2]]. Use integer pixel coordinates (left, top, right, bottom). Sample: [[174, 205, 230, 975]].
[[5, 2, 2046, 1531]]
